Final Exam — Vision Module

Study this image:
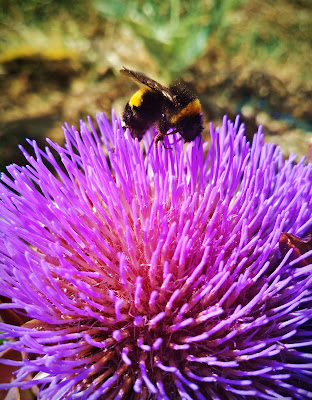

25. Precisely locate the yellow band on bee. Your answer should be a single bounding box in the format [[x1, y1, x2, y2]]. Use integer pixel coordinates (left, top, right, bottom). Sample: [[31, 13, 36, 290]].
[[170, 99, 202, 124], [129, 88, 149, 108]]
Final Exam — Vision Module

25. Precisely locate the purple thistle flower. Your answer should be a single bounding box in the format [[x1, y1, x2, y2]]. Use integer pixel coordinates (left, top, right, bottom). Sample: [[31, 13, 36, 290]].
[[1, 112, 312, 399]]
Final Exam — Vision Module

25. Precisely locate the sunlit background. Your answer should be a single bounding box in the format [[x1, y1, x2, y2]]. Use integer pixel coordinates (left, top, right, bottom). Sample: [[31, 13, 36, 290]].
[[1, 0, 311, 172]]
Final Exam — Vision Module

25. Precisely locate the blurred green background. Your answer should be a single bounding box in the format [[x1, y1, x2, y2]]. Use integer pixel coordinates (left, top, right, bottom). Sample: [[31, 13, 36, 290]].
[[1, 0, 311, 172]]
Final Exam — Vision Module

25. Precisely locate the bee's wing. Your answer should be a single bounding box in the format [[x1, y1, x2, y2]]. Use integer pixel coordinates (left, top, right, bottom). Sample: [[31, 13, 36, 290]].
[[120, 68, 177, 104]]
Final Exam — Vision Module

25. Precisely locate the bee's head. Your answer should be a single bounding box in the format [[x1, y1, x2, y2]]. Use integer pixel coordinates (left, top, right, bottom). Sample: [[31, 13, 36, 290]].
[[178, 113, 203, 143]]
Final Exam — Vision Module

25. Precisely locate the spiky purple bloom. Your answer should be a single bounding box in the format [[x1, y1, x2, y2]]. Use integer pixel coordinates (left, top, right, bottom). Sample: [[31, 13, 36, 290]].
[[1, 113, 312, 400]]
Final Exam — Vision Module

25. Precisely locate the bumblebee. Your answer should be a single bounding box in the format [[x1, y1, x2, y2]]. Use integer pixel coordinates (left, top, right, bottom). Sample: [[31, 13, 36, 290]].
[[120, 68, 203, 146]]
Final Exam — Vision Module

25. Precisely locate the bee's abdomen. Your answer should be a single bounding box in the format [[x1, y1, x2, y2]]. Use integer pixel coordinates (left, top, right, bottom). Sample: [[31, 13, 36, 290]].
[[123, 90, 164, 141]]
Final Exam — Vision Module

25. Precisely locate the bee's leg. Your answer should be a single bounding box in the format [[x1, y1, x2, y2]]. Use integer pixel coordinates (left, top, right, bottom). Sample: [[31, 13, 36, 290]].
[[162, 142, 173, 150], [155, 131, 176, 150], [155, 117, 174, 149], [161, 129, 179, 136], [165, 129, 182, 146], [154, 132, 164, 147], [154, 131, 172, 150]]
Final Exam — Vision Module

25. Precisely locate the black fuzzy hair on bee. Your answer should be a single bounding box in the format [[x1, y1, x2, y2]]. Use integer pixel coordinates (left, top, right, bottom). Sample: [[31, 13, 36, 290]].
[[121, 68, 203, 147]]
